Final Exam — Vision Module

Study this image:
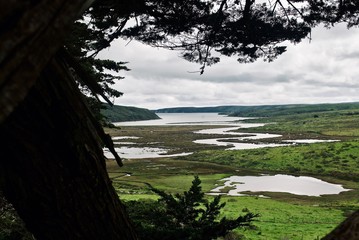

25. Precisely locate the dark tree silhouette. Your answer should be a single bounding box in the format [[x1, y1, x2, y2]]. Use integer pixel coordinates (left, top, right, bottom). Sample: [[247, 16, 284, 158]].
[[0, 1, 136, 239], [0, 0, 358, 239], [125, 176, 258, 240]]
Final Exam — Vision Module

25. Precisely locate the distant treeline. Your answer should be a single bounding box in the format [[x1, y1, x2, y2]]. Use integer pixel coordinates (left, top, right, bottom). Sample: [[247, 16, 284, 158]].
[[155, 102, 359, 117], [101, 104, 160, 122]]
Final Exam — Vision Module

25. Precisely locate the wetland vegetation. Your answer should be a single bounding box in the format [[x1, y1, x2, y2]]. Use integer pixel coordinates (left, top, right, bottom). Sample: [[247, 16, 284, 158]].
[[106, 107, 359, 239]]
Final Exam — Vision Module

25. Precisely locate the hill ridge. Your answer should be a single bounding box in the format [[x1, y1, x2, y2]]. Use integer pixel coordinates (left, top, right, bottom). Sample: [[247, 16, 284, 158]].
[[155, 102, 359, 117], [101, 104, 160, 122]]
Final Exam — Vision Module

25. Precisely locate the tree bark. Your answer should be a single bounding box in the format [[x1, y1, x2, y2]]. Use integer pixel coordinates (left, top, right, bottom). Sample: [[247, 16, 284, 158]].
[[322, 210, 359, 240], [0, 0, 137, 239], [0, 54, 137, 239], [0, 0, 93, 124]]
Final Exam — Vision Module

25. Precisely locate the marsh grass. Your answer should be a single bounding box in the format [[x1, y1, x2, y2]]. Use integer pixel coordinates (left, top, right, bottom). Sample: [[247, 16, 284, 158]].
[[185, 140, 359, 181], [221, 196, 345, 240], [107, 157, 357, 239], [105, 110, 359, 239]]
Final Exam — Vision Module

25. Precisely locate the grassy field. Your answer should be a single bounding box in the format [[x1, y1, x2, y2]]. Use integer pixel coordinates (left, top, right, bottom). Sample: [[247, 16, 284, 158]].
[[107, 158, 350, 239], [185, 140, 359, 180], [105, 109, 359, 239], [241, 109, 359, 138]]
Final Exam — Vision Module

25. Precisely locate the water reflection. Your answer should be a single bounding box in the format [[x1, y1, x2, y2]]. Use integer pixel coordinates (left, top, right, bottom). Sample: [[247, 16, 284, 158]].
[[194, 138, 287, 150], [194, 126, 287, 150], [109, 113, 339, 157], [115, 113, 249, 126], [211, 174, 351, 197], [104, 147, 192, 159], [193, 126, 338, 150], [283, 139, 340, 143]]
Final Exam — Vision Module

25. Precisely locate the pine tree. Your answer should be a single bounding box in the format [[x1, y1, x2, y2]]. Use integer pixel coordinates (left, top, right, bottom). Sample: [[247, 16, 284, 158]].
[[126, 176, 258, 240]]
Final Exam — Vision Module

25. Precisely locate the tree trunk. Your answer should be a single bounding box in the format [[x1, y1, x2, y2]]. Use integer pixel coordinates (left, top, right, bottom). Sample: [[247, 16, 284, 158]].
[[0, 54, 137, 239], [0, 1, 137, 239], [0, 0, 93, 124], [322, 210, 359, 240]]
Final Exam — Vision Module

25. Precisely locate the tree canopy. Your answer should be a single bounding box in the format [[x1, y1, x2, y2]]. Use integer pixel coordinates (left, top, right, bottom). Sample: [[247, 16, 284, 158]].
[[77, 0, 359, 76]]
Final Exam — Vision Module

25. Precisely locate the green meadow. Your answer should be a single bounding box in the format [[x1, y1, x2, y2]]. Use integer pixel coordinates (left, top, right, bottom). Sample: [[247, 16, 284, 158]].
[[106, 108, 359, 239]]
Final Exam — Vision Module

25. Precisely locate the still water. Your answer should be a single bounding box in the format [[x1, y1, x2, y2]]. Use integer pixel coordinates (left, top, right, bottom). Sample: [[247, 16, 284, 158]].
[[104, 146, 191, 159], [116, 113, 288, 150], [193, 126, 287, 150], [109, 113, 347, 196], [210, 174, 350, 197], [112, 113, 338, 154], [115, 112, 249, 126]]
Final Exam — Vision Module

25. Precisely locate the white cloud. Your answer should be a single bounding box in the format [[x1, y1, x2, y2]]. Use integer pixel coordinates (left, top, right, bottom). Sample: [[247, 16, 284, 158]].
[[99, 23, 359, 109]]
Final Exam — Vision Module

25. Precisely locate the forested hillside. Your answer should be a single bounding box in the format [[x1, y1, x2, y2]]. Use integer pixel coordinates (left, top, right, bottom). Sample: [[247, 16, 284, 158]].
[[102, 104, 160, 122], [156, 102, 359, 117]]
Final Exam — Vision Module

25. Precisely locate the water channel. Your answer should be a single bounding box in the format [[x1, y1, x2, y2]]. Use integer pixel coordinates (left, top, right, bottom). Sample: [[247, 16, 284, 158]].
[[109, 113, 349, 196], [113, 113, 337, 154]]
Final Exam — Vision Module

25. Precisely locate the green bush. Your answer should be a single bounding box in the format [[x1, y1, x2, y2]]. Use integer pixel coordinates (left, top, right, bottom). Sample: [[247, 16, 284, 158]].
[[125, 176, 258, 240]]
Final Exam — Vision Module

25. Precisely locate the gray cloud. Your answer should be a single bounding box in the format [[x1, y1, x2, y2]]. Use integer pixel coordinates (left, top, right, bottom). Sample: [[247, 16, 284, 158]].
[[98, 23, 359, 109]]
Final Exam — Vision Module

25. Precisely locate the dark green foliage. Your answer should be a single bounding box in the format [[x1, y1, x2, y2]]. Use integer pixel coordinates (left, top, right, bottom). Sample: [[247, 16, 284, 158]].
[[156, 102, 359, 117], [65, 18, 129, 122], [83, 1, 359, 73], [83, 96, 107, 123], [101, 103, 160, 122], [86, 1, 313, 73], [65, 20, 129, 100], [303, 0, 359, 27], [125, 176, 258, 240]]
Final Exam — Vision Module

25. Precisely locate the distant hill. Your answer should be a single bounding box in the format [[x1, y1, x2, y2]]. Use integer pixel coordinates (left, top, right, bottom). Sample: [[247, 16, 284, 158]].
[[155, 106, 238, 113], [156, 102, 359, 117], [101, 104, 160, 122]]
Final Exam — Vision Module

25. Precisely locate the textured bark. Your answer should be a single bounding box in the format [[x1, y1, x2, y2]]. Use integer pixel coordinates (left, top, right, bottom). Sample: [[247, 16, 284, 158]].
[[0, 54, 137, 239], [322, 210, 359, 240], [0, 0, 93, 124], [0, 0, 137, 239]]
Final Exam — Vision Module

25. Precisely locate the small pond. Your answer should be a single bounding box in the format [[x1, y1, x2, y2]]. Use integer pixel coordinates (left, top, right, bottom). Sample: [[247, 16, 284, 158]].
[[210, 174, 351, 197]]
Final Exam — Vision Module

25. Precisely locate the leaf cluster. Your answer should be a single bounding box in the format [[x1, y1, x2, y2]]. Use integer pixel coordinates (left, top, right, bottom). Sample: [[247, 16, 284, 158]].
[[82, 1, 318, 74], [64, 0, 359, 102], [63, 0, 359, 114], [302, 0, 359, 27], [65, 20, 129, 101], [125, 176, 258, 240]]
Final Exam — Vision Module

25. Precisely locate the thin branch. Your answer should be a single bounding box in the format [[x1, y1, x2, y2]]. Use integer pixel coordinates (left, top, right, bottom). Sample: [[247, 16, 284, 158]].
[[89, 15, 130, 58], [286, 0, 305, 19], [277, 0, 291, 23], [217, 0, 228, 14], [271, 0, 279, 15]]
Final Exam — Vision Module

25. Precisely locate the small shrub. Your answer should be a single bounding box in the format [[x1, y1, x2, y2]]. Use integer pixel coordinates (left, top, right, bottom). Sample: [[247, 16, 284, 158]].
[[125, 176, 259, 240]]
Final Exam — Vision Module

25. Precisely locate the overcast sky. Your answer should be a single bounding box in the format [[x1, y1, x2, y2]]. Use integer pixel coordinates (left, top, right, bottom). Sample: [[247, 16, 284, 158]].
[[99, 23, 359, 110]]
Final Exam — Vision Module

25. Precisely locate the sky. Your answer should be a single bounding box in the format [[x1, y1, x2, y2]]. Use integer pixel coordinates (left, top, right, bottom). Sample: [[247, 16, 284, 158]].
[[98, 23, 359, 110]]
